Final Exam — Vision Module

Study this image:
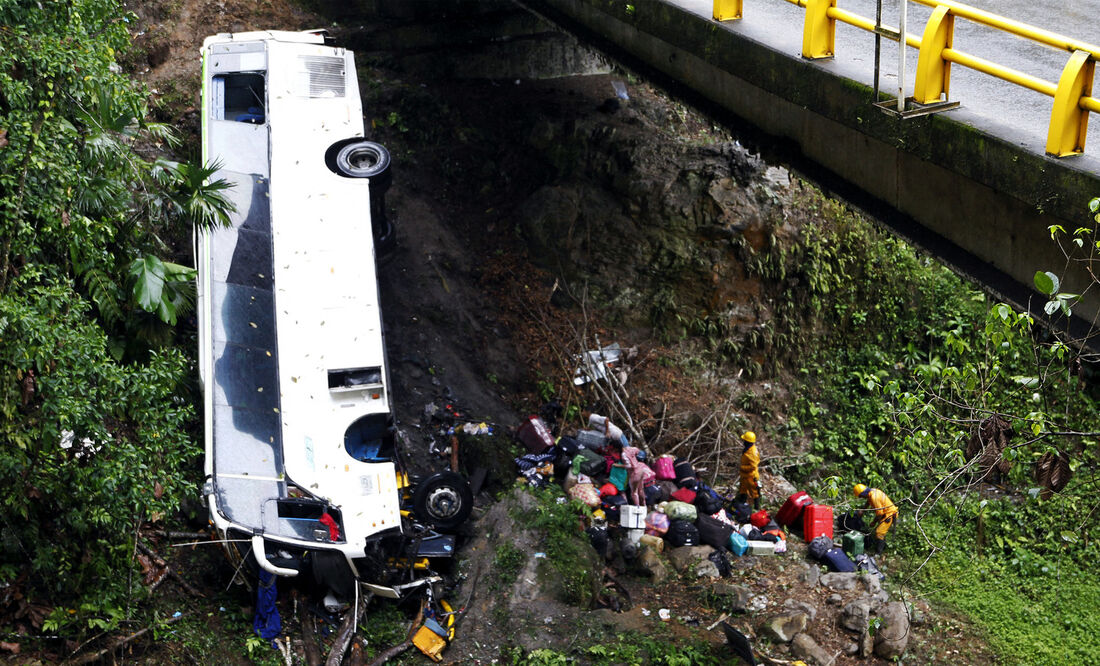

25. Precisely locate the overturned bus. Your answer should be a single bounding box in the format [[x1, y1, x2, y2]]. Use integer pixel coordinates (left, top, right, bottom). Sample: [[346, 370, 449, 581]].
[[195, 29, 470, 601]]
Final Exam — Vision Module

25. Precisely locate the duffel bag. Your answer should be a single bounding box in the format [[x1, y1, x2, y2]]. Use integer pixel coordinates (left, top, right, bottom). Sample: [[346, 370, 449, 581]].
[[567, 482, 601, 508], [601, 494, 627, 522], [673, 457, 696, 485], [666, 519, 700, 547], [822, 546, 856, 572], [808, 535, 833, 560], [750, 509, 771, 529], [697, 514, 734, 550], [670, 487, 697, 504]]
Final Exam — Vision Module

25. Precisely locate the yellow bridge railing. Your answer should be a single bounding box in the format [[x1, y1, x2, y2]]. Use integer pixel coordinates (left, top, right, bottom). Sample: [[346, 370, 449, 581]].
[[712, 0, 1099, 157]]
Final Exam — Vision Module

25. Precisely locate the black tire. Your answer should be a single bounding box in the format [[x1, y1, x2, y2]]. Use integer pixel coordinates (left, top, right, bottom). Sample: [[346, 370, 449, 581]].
[[411, 471, 473, 531], [335, 140, 391, 180]]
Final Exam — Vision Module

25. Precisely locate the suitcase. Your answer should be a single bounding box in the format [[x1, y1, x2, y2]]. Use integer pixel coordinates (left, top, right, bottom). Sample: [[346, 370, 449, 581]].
[[573, 448, 605, 476], [621, 504, 646, 529], [776, 491, 813, 527], [842, 530, 865, 557], [695, 484, 725, 515], [803, 504, 834, 541], [697, 514, 734, 550], [728, 532, 749, 557], [750, 509, 770, 529], [747, 540, 776, 556], [516, 416, 553, 454], [821, 546, 856, 572], [666, 519, 700, 547]]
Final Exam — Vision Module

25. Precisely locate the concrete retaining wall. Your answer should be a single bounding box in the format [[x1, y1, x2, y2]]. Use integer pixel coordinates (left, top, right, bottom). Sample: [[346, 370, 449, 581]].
[[525, 0, 1100, 323]]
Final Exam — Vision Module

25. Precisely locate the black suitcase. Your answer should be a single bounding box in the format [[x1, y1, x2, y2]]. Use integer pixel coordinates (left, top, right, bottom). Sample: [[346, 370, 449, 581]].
[[667, 519, 700, 547], [696, 514, 734, 550]]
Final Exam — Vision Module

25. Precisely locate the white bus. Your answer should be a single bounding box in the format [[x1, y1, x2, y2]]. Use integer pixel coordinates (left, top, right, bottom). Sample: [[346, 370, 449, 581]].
[[195, 30, 470, 601]]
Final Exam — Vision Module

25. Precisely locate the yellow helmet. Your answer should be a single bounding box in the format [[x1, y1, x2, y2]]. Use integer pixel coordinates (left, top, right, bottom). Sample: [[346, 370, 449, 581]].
[[741, 431, 756, 443], [853, 483, 868, 497]]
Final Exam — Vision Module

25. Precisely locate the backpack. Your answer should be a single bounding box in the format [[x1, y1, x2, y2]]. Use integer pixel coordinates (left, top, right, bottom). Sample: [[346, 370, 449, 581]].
[[666, 520, 700, 547], [695, 484, 725, 515], [731, 501, 752, 524], [808, 535, 833, 560]]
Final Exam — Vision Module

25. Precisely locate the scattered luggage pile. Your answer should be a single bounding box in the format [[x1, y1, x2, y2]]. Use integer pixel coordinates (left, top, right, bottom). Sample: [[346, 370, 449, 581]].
[[513, 414, 884, 578]]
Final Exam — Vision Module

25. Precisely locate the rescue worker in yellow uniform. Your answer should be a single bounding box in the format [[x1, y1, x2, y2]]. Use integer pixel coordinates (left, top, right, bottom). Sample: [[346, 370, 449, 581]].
[[854, 484, 897, 556], [738, 431, 761, 510]]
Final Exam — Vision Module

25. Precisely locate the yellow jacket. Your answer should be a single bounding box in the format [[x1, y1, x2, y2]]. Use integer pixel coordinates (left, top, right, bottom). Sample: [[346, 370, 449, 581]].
[[866, 488, 898, 520], [739, 444, 760, 484]]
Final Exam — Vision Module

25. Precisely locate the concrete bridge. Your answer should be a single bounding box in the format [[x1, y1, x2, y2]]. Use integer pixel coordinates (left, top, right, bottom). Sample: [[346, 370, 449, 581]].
[[519, 0, 1100, 327]]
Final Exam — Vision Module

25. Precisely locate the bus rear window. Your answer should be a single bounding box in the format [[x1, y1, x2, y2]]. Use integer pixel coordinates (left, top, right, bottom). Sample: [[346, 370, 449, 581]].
[[212, 73, 265, 124]]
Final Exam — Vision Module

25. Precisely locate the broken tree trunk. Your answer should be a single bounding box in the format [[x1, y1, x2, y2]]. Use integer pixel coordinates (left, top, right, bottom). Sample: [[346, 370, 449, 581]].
[[325, 589, 369, 666]]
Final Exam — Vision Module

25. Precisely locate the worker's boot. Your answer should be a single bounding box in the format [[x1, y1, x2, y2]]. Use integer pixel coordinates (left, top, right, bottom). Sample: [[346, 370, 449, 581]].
[[753, 497, 760, 511]]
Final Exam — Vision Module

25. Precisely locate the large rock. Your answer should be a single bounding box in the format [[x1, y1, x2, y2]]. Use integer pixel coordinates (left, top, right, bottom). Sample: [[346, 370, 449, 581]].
[[713, 583, 754, 612], [799, 562, 821, 587], [693, 559, 721, 579], [636, 546, 669, 584], [783, 598, 818, 621], [791, 633, 833, 665], [759, 612, 808, 643], [820, 572, 859, 590], [666, 545, 715, 572], [873, 601, 911, 659], [840, 600, 871, 633], [860, 571, 881, 594]]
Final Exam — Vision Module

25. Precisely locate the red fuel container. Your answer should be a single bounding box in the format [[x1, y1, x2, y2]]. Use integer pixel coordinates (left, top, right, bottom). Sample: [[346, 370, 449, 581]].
[[802, 504, 833, 541]]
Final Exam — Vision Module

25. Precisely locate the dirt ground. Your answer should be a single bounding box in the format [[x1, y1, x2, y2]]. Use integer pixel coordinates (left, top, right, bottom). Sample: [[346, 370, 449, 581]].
[[99, 0, 1002, 663]]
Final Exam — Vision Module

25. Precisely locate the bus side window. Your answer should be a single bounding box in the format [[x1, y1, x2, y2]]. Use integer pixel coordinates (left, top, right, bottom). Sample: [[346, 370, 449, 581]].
[[212, 73, 266, 124]]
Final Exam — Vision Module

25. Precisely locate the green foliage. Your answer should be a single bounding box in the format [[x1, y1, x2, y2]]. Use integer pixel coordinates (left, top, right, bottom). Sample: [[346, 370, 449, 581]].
[[492, 542, 526, 591], [358, 603, 410, 657], [518, 488, 598, 607], [505, 630, 718, 665], [0, 0, 229, 626], [780, 196, 1100, 660], [0, 277, 197, 615]]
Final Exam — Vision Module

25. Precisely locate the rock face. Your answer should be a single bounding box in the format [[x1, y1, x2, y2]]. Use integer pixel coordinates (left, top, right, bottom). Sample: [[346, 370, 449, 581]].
[[873, 601, 911, 659], [759, 612, 808, 643], [791, 632, 833, 665], [800, 562, 821, 587]]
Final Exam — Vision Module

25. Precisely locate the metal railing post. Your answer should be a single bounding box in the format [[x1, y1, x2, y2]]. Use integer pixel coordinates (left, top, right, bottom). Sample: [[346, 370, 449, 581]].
[[913, 6, 954, 103], [1046, 50, 1095, 157], [713, 0, 743, 21], [803, 0, 837, 59]]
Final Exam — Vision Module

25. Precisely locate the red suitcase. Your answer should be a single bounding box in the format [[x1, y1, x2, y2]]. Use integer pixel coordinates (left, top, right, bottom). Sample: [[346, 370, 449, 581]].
[[750, 509, 770, 529], [776, 491, 813, 527], [803, 504, 833, 541]]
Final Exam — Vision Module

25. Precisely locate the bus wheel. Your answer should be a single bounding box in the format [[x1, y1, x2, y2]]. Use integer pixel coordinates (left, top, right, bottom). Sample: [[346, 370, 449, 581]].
[[335, 140, 391, 179], [412, 472, 472, 531]]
